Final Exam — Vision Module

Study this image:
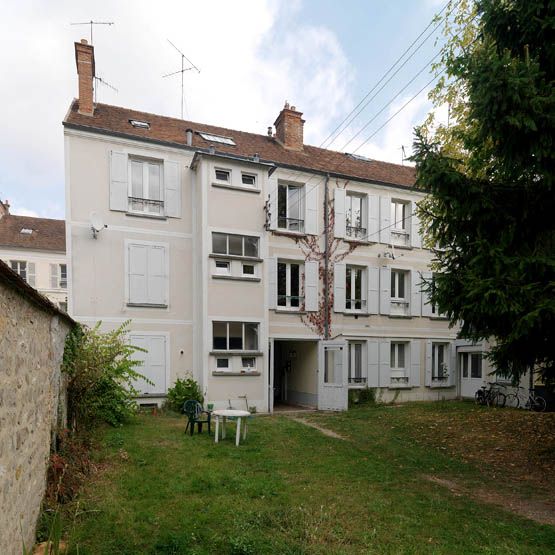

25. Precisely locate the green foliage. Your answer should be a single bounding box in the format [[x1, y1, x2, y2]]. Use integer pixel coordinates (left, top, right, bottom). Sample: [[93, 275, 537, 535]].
[[166, 375, 204, 413], [412, 0, 555, 386], [348, 387, 376, 407], [62, 321, 149, 429]]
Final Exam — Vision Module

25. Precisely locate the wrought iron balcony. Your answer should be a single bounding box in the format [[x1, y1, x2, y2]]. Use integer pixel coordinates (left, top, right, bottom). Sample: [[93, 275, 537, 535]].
[[278, 217, 304, 233], [346, 225, 367, 240]]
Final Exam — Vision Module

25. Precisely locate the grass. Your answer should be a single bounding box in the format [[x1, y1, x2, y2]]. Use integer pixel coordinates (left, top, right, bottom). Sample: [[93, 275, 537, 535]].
[[62, 402, 555, 554]]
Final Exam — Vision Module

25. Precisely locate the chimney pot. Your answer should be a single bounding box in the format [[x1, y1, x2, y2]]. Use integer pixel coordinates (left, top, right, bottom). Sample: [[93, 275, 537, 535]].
[[274, 102, 305, 151], [267, 126, 272, 137], [0, 199, 10, 219], [74, 40, 95, 116], [186, 128, 193, 146]]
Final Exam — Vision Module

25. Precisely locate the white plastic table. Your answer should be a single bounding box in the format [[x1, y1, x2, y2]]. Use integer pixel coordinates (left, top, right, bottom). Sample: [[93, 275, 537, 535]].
[[212, 409, 251, 446]]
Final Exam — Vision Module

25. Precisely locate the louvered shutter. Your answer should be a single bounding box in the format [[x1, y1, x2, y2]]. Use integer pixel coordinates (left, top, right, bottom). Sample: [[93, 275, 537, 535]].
[[305, 186, 318, 235], [334, 188, 346, 239], [164, 160, 181, 218], [267, 178, 278, 230], [366, 266, 379, 314], [421, 271, 434, 317], [27, 262, 36, 288], [410, 270, 422, 317], [379, 266, 391, 315], [148, 336, 167, 394], [410, 340, 421, 386], [50, 264, 58, 288], [379, 196, 391, 244], [110, 151, 128, 211], [367, 194, 379, 242], [410, 202, 422, 248], [128, 244, 148, 303], [379, 339, 390, 387], [425, 340, 432, 386], [129, 335, 148, 393], [304, 260, 319, 311], [148, 245, 167, 305], [268, 257, 277, 309], [448, 343, 456, 387], [333, 262, 346, 312], [367, 339, 379, 387]]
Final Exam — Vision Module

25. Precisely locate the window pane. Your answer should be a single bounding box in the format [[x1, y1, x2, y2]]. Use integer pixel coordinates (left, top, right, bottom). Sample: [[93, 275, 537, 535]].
[[213, 233, 227, 254], [244, 236, 258, 257], [391, 271, 396, 297], [324, 348, 336, 383], [242, 174, 256, 186], [243, 264, 255, 275], [244, 323, 258, 350], [355, 343, 362, 378], [213, 322, 227, 350], [288, 186, 301, 220], [346, 266, 352, 308], [462, 354, 468, 378], [438, 345, 444, 376], [390, 343, 396, 368], [148, 164, 161, 200], [355, 268, 362, 308], [471, 354, 482, 378], [215, 169, 230, 181], [432, 344, 436, 377], [278, 184, 287, 227], [277, 262, 287, 306], [398, 344, 405, 368], [229, 235, 243, 256], [242, 357, 256, 368], [290, 263, 300, 307], [229, 322, 243, 350], [131, 161, 143, 198], [398, 272, 405, 299], [216, 358, 229, 368]]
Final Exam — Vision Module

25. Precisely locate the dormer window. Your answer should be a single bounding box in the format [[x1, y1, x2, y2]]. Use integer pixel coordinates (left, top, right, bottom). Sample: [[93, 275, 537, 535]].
[[129, 119, 150, 129], [199, 132, 236, 146], [215, 169, 231, 182]]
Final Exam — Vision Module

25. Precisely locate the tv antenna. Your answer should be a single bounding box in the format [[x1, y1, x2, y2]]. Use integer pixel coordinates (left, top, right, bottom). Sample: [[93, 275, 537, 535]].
[[163, 39, 200, 119], [94, 76, 118, 103], [70, 20, 114, 44]]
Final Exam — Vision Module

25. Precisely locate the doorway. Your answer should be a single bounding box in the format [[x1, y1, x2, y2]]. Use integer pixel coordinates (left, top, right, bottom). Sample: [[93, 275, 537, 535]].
[[459, 350, 484, 398]]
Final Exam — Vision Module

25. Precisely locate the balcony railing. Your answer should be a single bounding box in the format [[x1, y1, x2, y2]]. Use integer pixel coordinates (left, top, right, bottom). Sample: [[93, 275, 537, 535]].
[[346, 298, 366, 311], [390, 375, 409, 385], [277, 295, 305, 309], [129, 197, 164, 214], [348, 376, 367, 384], [278, 217, 305, 233], [346, 225, 367, 240]]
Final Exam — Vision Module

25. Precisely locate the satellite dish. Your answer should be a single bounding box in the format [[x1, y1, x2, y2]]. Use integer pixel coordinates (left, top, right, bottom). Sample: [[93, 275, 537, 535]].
[[90, 212, 106, 238]]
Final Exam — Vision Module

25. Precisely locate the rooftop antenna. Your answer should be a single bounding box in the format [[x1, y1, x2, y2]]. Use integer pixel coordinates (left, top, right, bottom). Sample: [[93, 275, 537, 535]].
[[70, 20, 114, 44], [400, 145, 407, 165], [94, 76, 118, 103], [163, 39, 200, 119]]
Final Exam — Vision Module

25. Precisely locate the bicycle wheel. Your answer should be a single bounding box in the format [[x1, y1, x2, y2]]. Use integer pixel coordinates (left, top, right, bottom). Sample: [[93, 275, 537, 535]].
[[505, 393, 519, 409], [496, 392, 506, 408], [475, 389, 485, 405], [531, 396, 547, 412]]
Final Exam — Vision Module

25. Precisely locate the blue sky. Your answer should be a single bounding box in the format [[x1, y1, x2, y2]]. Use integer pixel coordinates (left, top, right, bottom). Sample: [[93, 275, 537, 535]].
[[0, 0, 446, 219]]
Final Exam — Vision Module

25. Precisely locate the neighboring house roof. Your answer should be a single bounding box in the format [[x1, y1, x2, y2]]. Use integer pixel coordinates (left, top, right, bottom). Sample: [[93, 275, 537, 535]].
[[63, 100, 416, 189], [0, 214, 66, 252]]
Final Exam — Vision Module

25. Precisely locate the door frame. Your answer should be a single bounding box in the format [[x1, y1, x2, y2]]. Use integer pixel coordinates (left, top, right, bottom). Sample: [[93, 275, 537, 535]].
[[318, 339, 348, 411]]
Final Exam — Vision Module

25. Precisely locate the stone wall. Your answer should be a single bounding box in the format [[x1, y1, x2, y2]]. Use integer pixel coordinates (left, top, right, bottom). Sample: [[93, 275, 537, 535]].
[[0, 275, 72, 554]]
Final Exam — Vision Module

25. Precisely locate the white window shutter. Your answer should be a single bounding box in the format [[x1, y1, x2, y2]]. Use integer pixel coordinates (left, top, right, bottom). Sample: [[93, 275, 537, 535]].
[[267, 178, 278, 230], [304, 260, 319, 312], [379, 339, 390, 387], [367, 339, 379, 387], [366, 266, 379, 314], [410, 340, 421, 386], [110, 151, 128, 211], [379, 196, 391, 244], [379, 266, 390, 315], [268, 257, 277, 309], [334, 188, 346, 239], [148, 245, 167, 305], [410, 201, 422, 248], [27, 262, 36, 287], [128, 244, 148, 303], [367, 194, 379, 242], [305, 185, 318, 235], [410, 270, 422, 317], [129, 335, 148, 393], [448, 343, 456, 387], [148, 336, 167, 394], [421, 270, 434, 317], [164, 160, 181, 218], [425, 340, 432, 386], [333, 262, 346, 312], [50, 264, 58, 288]]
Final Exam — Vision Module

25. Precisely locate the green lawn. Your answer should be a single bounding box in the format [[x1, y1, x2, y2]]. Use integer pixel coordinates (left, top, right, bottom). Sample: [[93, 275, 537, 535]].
[[63, 403, 555, 554]]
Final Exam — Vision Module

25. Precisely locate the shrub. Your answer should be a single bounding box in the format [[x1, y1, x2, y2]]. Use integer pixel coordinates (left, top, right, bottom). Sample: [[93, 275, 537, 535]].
[[348, 387, 376, 407], [166, 375, 204, 413]]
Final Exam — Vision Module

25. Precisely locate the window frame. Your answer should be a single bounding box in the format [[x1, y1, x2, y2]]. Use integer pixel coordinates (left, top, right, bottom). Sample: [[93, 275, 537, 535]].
[[390, 341, 409, 384], [348, 341, 366, 385], [212, 321, 259, 352], [241, 172, 257, 187], [345, 265, 366, 312], [345, 193, 366, 239], [211, 232, 259, 258], [431, 342, 449, 382], [277, 260, 304, 310], [127, 157, 165, 216], [277, 182, 305, 233], [214, 168, 231, 183]]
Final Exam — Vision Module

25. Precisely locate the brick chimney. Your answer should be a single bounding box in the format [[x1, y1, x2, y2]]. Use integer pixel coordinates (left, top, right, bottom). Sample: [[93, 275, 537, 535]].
[[0, 199, 10, 220], [274, 101, 305, 151], [74, 39, 95, 116]]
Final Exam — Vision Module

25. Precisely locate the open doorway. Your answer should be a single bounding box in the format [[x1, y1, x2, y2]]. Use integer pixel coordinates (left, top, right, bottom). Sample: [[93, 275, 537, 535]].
[[272, 339, 318, 411]]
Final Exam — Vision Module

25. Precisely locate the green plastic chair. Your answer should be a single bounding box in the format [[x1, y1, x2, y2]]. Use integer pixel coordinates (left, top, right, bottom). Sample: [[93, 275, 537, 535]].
[[184, 400, 211, 436]]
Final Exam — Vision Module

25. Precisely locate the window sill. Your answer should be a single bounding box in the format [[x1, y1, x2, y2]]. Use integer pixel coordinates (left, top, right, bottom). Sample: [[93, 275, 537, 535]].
[[127, 303, 168, 308], [212, 371, 261, 377], [429, 315, 449, 320], [271, 229, 307, 238], [212, 275, 261, 282], [274, 309, 306, 314], [343, 310, 369, 317], [125, 212, 168, 221], [390, 243, 412, 250], [209, 253, 263, 263], [212, 182, 261, 194], [388, 314, 412, 319], [429, 382, 453, 389], [210, 350, 263, 356], [388, 384, 412, 390], [344, 238, 374, 246]]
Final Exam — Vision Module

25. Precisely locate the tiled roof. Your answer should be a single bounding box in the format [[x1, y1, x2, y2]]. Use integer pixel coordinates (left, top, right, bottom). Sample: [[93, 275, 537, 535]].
[[64, 100, 416, 188], [0, 215, 66, 252]]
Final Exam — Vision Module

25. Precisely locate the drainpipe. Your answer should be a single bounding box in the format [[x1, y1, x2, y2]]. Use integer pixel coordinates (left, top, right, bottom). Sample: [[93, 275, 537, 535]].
[[323, 174, 330, 340]]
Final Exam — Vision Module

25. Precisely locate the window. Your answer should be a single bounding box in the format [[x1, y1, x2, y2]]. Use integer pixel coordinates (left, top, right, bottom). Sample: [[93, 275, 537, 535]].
[[432, 343, 449, 381], [348, 342, 365, 384], [278, 183, 304, 232], [390, 342, 408, 384], [216, 358, 229, 369], [59, 300, 68, 313], [242, 264, 255, 276], [277, 261, 303, 309], [241, 173, 256, 187], [241, 357, 256, 370], [199, 132, 236, 146], [50, 264, 67, 289], [391, 200, 407, 231], [214, 260, 230, 274], [346, 193, 366, 239], [390, 270, 410, 316], [460, 352, 482, 379], [324, 346, 342, 385], [215, 168, 231, 182], [346, 266, 365, 311], [128, 159, 164, 215], [211, 233, 259, 258], [212, 322, 259, 351], [128, 243, 168, 306], [10, 260, 35, 287]]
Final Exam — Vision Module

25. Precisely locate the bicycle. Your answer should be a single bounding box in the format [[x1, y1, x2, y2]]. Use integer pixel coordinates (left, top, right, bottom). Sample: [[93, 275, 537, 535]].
[[504, 386, 546, 412], [475, 382, 506, 408]]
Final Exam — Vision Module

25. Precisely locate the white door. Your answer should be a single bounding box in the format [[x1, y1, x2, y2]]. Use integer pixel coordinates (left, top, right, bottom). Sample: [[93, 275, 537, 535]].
[[318, 340, 348, 411], [459, 351, 484, 398], [129, 334, 167, 395]]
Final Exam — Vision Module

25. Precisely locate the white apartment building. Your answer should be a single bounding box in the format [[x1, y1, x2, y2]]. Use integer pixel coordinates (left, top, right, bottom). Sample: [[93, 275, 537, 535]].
[[65, 39, 486, 411], [0, 200, 67, 311]]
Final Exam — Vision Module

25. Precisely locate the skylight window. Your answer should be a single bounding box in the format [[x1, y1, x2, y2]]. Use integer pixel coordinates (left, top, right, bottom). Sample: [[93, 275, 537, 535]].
[[20, 228, 33, 235], [199, 132, 236, 146], [346, 152, 373, 162], [129, 119, 150, 129]]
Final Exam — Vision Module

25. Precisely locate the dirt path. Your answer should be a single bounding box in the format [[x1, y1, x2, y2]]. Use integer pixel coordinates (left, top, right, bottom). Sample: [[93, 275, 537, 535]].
[[424, 475, 555, 526], [287, 416, 347, 440]]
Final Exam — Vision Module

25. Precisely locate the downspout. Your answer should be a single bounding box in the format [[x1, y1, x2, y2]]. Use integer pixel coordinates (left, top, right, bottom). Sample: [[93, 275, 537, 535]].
[[323, 174, 330, 340]]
